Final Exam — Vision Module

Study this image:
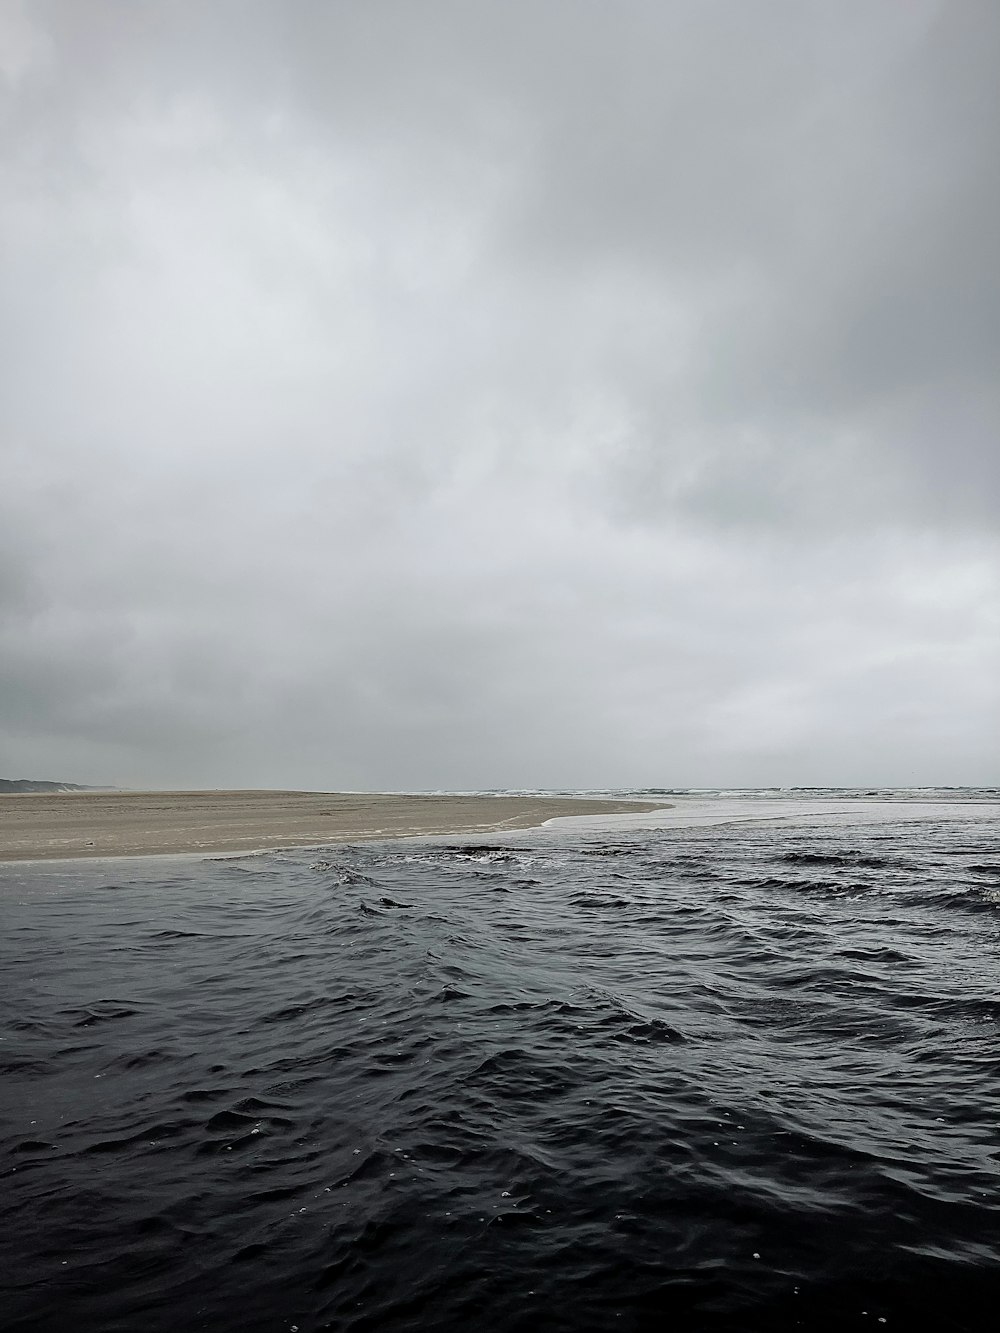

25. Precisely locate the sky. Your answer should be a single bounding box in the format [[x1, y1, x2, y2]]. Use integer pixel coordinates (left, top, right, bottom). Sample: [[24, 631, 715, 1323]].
[[1, 0, 997, 791]]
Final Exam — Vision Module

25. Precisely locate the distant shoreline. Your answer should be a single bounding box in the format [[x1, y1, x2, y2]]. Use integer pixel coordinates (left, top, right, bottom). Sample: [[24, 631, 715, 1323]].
[[0, 790, 670, 863]]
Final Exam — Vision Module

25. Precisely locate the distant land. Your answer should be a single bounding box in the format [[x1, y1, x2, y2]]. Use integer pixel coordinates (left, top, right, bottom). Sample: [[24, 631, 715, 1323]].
[[0, 778, 108, 794]]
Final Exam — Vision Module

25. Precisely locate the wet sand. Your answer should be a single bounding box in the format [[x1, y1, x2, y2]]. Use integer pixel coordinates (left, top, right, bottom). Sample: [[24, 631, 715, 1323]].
[[0, 790, 668, 862]]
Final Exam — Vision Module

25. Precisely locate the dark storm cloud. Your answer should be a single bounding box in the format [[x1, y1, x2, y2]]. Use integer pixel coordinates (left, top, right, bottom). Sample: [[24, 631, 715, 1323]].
[[1, 1, 997, 788]]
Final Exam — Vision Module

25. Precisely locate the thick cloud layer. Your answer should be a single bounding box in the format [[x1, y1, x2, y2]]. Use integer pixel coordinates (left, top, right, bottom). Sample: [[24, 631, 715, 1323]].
[[1, 1, 997, 789]]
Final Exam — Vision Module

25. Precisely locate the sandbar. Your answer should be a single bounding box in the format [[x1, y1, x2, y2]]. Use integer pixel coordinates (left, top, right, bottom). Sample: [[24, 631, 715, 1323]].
[[0, 790, 668, 862]]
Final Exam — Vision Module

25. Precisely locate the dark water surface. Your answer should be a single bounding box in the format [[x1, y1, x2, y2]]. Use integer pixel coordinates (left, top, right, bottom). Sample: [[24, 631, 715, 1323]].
[[3, 800, 1000, 1331]]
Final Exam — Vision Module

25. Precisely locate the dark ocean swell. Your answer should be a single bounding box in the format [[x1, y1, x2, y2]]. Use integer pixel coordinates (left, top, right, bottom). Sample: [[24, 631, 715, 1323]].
[[2, 808, 1000, 1331]]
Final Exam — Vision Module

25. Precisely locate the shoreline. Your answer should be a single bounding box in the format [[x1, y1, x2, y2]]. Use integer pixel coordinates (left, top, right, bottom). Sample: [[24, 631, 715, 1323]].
[[0, 790, 670, 863]]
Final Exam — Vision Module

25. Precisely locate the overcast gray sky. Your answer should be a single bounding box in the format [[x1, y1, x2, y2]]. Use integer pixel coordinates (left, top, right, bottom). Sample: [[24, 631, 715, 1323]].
[[1, 0, 997, 791]]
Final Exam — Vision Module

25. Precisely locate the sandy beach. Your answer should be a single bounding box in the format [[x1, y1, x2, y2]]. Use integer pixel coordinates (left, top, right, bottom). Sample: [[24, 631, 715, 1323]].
[[0, 790, 667, 862]]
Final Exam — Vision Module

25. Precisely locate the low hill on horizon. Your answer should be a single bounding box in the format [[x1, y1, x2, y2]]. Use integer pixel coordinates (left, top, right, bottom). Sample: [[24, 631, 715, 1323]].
[[0, 778, 110, 794]]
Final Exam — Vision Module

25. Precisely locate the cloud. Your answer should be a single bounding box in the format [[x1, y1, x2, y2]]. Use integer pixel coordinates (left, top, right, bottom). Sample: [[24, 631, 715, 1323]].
[[1, 1, 997, 788]]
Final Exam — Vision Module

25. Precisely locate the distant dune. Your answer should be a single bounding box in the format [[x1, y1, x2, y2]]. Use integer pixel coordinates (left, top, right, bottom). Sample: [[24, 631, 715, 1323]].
[[0, 778, 104, 794]]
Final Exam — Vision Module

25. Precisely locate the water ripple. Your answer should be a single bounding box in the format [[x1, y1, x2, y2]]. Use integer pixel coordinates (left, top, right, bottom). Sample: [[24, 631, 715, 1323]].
[[2, 807, 999, 1330]]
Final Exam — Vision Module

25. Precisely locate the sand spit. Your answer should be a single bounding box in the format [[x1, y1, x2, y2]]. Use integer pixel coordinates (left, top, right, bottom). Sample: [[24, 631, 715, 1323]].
[[0, 790, 668, 862]]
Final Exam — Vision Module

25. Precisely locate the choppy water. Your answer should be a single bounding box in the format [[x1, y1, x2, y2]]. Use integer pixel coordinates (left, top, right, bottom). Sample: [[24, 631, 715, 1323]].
[[2, 795, 999, 1331]]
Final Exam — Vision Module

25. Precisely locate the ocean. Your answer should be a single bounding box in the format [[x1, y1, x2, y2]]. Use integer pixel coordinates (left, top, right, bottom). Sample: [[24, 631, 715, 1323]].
[[2, 791, 999, 1331]]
